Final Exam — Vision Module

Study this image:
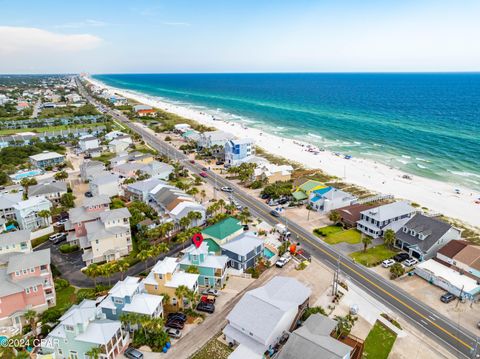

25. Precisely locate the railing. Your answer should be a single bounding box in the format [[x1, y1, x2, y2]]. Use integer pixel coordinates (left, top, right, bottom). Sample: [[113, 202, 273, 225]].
[[353, 194, 393, 205]]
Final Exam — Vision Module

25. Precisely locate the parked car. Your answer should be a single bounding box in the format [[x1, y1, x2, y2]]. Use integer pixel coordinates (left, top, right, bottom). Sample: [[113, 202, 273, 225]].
[[270, 210, 280, 217], [84, 191, 93, 198], [393, 253, 410, 262], [199, 171, 208, 178], [201, 295, 216, 304], [49, 232, 67, 244], [201, 288, 219, 296], [382, 259, 395, 268], [243, 224, 249, 231], [166, 320, 185, 330], [440, 293, 456, 303], [124, 347, 144, 359], [167, 312, 187, 322], [189, 160, 195, 164], [197, 302, 215, 314], [215, 160, 224, 165], [221, 186, 233, 193], [278, 198, 289, 205], [404, 258, 418, 267], [165, 327, 182, 339], [260, 193, 270, 200], [201, 166, 208, 171], [276, 254, 292, 268]]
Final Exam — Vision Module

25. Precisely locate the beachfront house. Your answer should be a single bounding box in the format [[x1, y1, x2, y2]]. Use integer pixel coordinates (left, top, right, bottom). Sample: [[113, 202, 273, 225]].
[[0, 192, 24, 220], [253, 162, 294, 184], [89, 172, 122, 198], [292, 179, 326, 202], [224, 276, 311, 359], [42, 300, 129, 359], [394, 213, 461, 260], [356, 201, 416, 239], [221, 232, 264, 271], [82, 207, 132, 265], [0, 230, 32, 255], [144, 257, 199, 310], [99, 276, 163, 320], [197, 130, 235, 149], [336, 203, 380, 228], [29, 151, 65, 169], [0, 249, 56, 330], [80, 160, 106, 182], [13, 196, 53, 231], [437, 240, 480, 280], [277, 314, 355, 359], [224, 138, 255, 166], [179, 242, 229, 288], [308, 187, 357, 213], [29, 181, 67, 204], [174, 123, 191, 133]]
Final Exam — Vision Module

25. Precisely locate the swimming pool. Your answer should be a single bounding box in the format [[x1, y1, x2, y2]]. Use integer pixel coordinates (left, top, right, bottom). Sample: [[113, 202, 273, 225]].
[[263, 247, 276, 259], [10, 169, 43, 181]]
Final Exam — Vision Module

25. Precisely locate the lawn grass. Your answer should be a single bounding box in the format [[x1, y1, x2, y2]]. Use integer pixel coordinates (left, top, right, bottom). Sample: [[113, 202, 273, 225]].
[[55, 285, 77, 312], [0, 122, 105, 135], [314, 226, 362, 245], [349, 244, 397, 267], [190, 335, 233, 359], [92, 151, 116, 164], [362, 321, 397, 359]]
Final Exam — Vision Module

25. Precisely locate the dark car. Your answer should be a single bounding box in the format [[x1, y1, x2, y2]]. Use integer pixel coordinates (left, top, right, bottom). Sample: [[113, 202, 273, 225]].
[[270, 210, 280, 217], [202, 167, 208, 171], [189, 160, 195, 164], [393, 253, 409, 262], [124, 347, 144, 359], [215, 160, 224, 165], [167, 312, 187, 323], [166, 320, 185, 330], [260, 193, 270, 200], [84, 191, 93, 198], [199, 171, 208, 178], [243, 224, 249, 231], [278, 198, 289, 205], [440, 293, 456, 303], [197, 302, 215, 314]]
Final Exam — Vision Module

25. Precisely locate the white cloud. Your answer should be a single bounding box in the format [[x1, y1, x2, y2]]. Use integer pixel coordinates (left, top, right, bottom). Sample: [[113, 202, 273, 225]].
[[55, 19, 108, 29], [0, 26, 102, 55]]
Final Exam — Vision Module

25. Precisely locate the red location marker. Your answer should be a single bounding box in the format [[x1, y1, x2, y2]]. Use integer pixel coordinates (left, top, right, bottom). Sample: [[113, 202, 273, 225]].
[[192, 233, 204, 248]]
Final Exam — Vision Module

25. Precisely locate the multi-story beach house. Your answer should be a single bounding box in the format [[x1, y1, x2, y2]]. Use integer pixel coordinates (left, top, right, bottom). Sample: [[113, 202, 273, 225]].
[[99, 276, 163, 320], [0, 192, 23, 220], [29, 151, 65, 168], [29, 181, 67, 204], [197, 130, 235, 149], [79, 136, 100, 152], [13, 196, 53, 231], [0, 249, 55, 329], [201, 216, 244, 252], [65, 195, 111, 248], [82, 207, 132, 265], [179, 242, 229, 288], [80, 160, 106, 182], [224, 138, 255, 166], [224, 276, 311, 358], [0, 230, 32, 255], [89, 173, 122, 198], [43, 300, 129, 359], [308, 187, 357, 214], [125, 178, 165, 202], [356, 201, 416, 238], [253, 162, 294, 184], [394, 213, 461, 260], [221, 232, 264, 271], [144, 257, 199, 311]]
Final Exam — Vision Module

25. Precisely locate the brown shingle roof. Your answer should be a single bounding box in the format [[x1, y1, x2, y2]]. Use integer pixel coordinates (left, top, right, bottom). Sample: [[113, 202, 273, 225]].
[[453, 245, 480, 266], [437, 240, 470, 258], [165, 198, 186, 212], [337, 204, 379, 225]]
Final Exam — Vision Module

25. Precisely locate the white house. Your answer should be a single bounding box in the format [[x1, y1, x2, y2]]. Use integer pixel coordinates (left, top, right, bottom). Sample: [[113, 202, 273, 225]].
[[357, 201, 416, 238], [308, 187, 357, 214], [105, 131, 126, 141], [108, 138, 131, 154], [13, 196, 53, 231], [224, 276, 311, 358], [29, 182, 67, 204], [89, 173, 122, 198], [80, 160, 106, 182], [197, 130, 235, 149], [125, 178, 166, 202], [0, 230, 32, 255], [224, 138, 255, 166], [79, 136, 100, 152]]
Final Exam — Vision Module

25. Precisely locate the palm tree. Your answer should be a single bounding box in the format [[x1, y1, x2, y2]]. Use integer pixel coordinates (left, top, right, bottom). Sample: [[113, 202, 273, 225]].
[[175, 285, 190, 309], [85, 347, 101, 359], [20, 177, 37, 198], [185, 288, 198, 308], [116, 259, 130, 280], [179, 216, 191, 231], [84, 263, 102, 287], [37, 209, 51, 227], [334, 314, 357, 338], [152, 243, 169, 258], [187, 187, 199, 200], [362, 235, 373, 253], [137, 249, 154, 271], [329, 210, 342, 226], [217, 199, 226, 213], [225, 203, 236, 214], [187, 211, 203, 227], [238, 207, 251, 225], [24, 310, 37, 338], [120, 312, 140, 339], [200, 189, 206, 203], [162, 222, 174, 242], [383, 229, 396, 249], [306, 204, 312, 221], [101, 262, 116, 286]]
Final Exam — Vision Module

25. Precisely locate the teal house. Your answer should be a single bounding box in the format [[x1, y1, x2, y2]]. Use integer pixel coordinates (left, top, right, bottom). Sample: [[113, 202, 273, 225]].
[[42, 299, 129, 359], [179, 242, 229, 288], [201, 216, 244, 254]]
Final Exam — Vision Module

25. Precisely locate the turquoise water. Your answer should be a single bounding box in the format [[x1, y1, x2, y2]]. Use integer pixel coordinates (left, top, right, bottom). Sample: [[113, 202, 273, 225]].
[[264, 247, 276, 259], [11, 169, 43, 180], [93, 73, 480, 191]]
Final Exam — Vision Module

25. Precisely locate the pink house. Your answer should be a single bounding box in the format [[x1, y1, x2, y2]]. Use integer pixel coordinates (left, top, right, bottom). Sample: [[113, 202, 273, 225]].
[[65, 195, 111, 248], [0, 249, 55, 329]]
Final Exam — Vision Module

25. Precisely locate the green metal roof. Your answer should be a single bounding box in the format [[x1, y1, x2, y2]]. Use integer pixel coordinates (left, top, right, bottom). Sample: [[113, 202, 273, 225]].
[[201, 217, 243, 240], [292, 191, 308, 201], [299, 180, 324, 192]]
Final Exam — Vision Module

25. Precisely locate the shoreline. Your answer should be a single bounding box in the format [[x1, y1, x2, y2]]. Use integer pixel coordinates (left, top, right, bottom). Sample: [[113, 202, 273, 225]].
[[84, 76, 480, 228]]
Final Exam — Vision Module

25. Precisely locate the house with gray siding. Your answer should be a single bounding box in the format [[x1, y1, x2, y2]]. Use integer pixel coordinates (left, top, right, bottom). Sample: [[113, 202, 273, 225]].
[[221, 232, 264, 271]]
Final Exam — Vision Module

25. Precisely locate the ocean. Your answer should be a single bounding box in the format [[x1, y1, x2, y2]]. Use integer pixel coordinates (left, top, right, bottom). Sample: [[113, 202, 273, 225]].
[[93, 73, 480, 191]]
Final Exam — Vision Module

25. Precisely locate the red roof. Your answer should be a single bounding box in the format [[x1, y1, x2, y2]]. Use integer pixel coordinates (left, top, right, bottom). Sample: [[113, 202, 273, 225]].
[[138, 109, 155, 114], [437, 240, 470, 258]]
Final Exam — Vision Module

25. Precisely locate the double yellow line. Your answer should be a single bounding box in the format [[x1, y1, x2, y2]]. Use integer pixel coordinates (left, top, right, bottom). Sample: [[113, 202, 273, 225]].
[[234, 190, 473, 353]]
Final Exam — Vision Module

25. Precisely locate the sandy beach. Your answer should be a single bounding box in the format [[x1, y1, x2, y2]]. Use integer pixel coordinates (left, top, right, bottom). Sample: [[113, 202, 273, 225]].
[[86, 77, 480, 228]]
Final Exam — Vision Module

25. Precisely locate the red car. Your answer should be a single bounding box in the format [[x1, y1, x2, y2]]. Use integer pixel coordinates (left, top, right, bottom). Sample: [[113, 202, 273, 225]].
[[189, 160, 195, 164], [199, 171, 208, 178]]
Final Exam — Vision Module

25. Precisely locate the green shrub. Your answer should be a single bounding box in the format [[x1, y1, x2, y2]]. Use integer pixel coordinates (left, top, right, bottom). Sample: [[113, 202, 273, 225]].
[[59, 244, 79, 253], [31, 234, 50, 248], [249, 180, 264, 189], [301, 306, 327, 321], [390, 262, 405, 279], [54, 278, 70, 290]]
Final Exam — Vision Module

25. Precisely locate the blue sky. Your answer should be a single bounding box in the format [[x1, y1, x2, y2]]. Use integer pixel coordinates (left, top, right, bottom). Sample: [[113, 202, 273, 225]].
[[0, 0, 479, 73]]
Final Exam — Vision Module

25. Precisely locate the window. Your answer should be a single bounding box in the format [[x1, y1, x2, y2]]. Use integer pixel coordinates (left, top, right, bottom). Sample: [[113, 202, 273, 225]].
[[30, 268, 34, 273], [15, 271, 20, 276], [57, 348, 63, 355], [22, 269, 27, 274], [70, 351, 78, 359], [26, 288, 30, 294], [113, 297, 123, 305], [65, 325, 74, 332], [112, 308, 116, 315], [403, 227, 408, 233], [33, 286, 38, 292]]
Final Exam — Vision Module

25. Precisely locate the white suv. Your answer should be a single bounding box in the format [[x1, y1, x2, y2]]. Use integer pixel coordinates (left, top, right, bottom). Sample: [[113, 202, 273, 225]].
[[382, 259, 395, 268], [404, 258, 418, 267]]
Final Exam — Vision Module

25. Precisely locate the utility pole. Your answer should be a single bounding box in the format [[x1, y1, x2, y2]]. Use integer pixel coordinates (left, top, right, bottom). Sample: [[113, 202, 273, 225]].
[[213, 172, 217, 200]]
